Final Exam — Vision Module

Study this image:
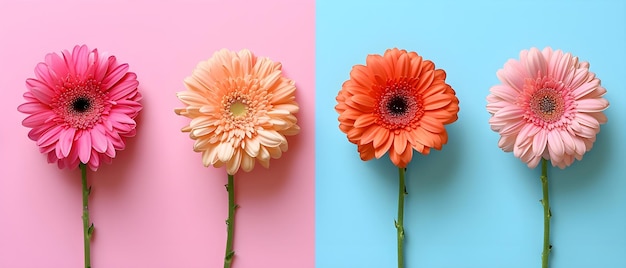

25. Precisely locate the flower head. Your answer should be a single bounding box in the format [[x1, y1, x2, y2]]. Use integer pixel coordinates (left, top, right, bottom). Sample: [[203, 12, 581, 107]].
[[487, 47, 609, 169], [18, 45, 142, 171], [335, 48, 459, 168], [175, 49, 300, 175]]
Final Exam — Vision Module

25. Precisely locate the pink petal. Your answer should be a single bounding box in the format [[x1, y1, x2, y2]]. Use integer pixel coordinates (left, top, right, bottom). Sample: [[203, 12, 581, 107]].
[[101, 62, 129, 90], [547, 130, 565, 159], [62, 47, 76, 76], [88, 150, 100, 171], [552, 50, 570, 82], [73, 45, 90, 78], [22, 111, 55, 127], [497, 60, 524, 92], [77, 131, 92, 164], [532, 129, 548, 156], [576, 113, 600, 129], [58, 127, 76, 158], [489, 85, 518, 102], [105, 139, 117, 158], [46, 52, 69, 79], [17, 102, 49, 114], [576, 99, 608, 112], [94, 53, 112, 82], [108, 73, 139, 100], [34, 62, 55, 86], [108, 113, 136, 133], [558, 129, 576, 155], [25, 79, 55, 103], [525, 47, 546, 78], [571, 80, 599, 100], [36, 125, 63, 148]]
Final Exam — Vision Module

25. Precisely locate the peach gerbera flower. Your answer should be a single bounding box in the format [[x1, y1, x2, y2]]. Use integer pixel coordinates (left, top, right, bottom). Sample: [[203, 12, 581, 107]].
[[175, 49, 300, 175], [18, 44, 142, 171], [487, 47, 609, 169], [335, 48, 459, 168]]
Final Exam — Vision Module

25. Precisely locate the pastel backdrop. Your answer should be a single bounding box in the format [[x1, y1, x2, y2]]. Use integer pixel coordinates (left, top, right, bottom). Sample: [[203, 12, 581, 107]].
[[316, 0, 626, 267], [0, 0, 315, 267]]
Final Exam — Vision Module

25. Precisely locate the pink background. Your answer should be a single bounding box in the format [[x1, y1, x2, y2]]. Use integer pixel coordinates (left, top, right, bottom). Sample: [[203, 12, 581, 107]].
[[0, 1, 315, 267]]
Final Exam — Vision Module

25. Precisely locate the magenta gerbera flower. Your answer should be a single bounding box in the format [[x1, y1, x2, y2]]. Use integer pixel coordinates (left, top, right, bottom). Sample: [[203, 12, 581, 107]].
[[487, 47, 609, 169], [18, 45, 142, 171]]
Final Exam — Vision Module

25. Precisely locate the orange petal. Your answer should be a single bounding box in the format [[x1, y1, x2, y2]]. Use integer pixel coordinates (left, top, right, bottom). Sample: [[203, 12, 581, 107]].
[[358, 143, 376, 161], [393, 132, 408, 155]]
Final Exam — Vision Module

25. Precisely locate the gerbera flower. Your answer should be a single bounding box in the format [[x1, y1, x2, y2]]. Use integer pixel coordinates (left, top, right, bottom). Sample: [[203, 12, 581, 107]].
[[487, 47, 609, 169], [335, 48, 459, 168], [18, 44, 142, 171], [175, 48, 300, 175]]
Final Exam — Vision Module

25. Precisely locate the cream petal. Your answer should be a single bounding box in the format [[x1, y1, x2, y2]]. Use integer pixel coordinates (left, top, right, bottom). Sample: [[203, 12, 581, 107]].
[[241, 153, 255, 172], [217, 142, 235, 162], [256, 130, 284, 147], [244, 137, 261, 157], [227, 149, 242, 175], [258, 146, 270, 165]]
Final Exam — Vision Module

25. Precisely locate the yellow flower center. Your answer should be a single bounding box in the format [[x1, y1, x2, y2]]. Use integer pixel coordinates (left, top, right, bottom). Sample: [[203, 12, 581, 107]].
[[230, 101, 247, 117]]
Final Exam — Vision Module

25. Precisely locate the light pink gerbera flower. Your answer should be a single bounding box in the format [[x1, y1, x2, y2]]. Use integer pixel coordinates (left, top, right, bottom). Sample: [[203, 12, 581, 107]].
[[487, 47, 608, 169], [18, 45, 142, 171]]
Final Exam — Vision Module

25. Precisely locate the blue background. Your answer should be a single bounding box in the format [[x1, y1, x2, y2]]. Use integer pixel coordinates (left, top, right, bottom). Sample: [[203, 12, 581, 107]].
[[315, 1, 626, 267]]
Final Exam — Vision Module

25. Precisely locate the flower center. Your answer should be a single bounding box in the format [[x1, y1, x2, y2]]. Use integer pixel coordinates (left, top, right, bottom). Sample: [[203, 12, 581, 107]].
[[53, 76, 108, 130], [386, 96, 408, 116], [375, 79, 423, 130], [529, 88, 564, 123], [72, 97, 91, 113], [230, 101, 248, 117], [217, 79, 271, 147], [521, 75, 576, 130]]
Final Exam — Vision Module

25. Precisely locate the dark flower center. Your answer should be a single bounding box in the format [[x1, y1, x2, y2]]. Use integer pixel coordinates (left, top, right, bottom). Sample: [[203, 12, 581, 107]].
[[72, 97, 91, 113], [375, 79, 423, 130], [386, 96, 408, 116]]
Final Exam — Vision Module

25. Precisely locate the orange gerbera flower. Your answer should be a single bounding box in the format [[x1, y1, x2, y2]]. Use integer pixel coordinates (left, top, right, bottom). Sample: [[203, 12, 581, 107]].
[[335, 48, 459, 168]]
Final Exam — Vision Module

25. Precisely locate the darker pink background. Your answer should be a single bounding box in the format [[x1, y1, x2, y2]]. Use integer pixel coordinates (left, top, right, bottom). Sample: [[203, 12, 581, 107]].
[[0, 1, 315, 267]]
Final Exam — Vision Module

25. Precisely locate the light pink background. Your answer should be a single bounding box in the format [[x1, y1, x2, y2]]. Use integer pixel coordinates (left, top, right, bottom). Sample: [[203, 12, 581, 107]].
[[0, 1, 315, 267]]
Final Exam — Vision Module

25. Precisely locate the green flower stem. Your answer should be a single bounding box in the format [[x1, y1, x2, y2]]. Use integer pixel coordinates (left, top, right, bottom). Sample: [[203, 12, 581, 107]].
[[540, 159, 551, 268], [395, 167, 407, 268], [224, 174, 237, 268], [80, 163, 93, 268]]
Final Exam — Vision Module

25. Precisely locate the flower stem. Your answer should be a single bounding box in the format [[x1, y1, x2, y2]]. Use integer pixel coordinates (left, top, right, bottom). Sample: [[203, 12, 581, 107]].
[[80, 163, 93, 268], [224, 174, 237, 268], [540, 159, 551, 268], [395, 167, 407, 268]]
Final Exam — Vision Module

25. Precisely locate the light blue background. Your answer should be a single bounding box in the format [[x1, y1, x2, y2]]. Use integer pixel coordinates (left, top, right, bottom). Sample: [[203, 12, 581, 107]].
[[315, 1, 626, 267]]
